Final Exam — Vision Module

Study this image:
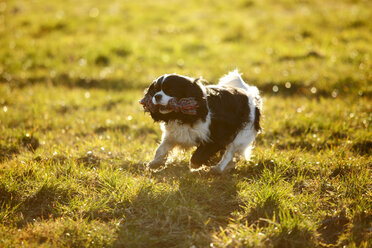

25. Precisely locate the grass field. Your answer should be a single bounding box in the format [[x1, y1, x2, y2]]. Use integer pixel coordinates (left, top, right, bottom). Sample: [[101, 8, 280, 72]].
[[0, 0, 371, 247]]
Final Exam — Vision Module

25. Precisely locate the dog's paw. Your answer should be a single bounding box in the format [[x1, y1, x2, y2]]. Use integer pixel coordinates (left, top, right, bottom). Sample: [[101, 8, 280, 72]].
[[209, 162, 235, 175], [147, 160, 164, 170], [189, 161, 203, 171]]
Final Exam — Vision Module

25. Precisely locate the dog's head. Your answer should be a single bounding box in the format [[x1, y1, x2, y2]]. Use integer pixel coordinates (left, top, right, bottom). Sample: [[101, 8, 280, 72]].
[[140, 74, 208, 123]]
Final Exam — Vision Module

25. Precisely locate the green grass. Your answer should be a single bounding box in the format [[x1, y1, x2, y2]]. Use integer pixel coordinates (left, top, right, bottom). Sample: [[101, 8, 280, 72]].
[[0, 0, 371, 247]]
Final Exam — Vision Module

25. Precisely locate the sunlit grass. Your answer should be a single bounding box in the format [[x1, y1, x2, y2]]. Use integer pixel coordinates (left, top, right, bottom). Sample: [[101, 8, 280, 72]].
[[0, 0, 371, 247]]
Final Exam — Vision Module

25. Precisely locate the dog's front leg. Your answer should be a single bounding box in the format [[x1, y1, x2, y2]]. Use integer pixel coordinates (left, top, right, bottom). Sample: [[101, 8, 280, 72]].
[[147, 140, 174, 170]]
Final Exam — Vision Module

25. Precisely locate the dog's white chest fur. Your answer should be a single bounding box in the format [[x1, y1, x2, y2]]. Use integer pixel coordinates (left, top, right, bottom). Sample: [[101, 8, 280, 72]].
[[161, 113, 211, 147]]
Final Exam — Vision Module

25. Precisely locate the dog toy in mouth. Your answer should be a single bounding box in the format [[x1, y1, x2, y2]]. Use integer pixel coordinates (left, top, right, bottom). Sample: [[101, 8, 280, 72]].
[[139, 95, 199, 115]]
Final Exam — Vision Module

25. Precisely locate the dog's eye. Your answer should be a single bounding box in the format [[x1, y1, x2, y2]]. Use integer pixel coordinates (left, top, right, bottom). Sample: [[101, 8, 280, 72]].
[[163, 85, 175, 95]]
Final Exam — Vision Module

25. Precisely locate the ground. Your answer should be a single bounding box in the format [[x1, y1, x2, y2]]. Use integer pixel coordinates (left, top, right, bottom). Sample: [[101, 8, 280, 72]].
[[0, 0, 371, 247]]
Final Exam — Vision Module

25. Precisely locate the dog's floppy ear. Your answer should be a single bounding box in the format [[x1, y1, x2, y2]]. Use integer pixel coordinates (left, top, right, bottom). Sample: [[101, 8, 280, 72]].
[[187, 78, 205, 99]]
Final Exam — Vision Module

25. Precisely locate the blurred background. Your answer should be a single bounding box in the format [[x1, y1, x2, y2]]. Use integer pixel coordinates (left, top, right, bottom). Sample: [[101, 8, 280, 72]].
[[1, 0, 371, 95]]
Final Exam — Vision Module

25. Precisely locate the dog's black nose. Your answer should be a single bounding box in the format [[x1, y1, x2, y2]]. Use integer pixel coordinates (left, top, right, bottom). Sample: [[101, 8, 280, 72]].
[[155, 94, 162, 102]]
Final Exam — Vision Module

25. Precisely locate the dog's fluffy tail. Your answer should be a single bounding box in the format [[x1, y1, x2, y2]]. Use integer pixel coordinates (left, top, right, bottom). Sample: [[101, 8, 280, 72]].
[[219, 69, 262, 132], [218, 69, 247, 89], [218, 69, 259, 97]]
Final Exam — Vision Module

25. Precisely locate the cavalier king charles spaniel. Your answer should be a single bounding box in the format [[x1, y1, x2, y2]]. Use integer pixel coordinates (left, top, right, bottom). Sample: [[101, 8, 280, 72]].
[[140, 70, 262, 173]]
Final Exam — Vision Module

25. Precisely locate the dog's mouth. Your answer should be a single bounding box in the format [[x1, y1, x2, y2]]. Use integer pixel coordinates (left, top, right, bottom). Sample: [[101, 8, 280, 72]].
[[158, 104, 173, 114], [140, 95, 198, 115]]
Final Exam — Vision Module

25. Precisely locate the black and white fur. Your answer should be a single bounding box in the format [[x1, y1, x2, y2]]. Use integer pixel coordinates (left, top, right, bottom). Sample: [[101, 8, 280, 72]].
[[144, 70, 262, 173]]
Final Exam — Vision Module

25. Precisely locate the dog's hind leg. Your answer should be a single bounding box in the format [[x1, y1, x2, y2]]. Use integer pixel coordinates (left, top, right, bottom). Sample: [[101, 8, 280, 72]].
[[190, 143, 222, 170], [211, 144, 236, 173]]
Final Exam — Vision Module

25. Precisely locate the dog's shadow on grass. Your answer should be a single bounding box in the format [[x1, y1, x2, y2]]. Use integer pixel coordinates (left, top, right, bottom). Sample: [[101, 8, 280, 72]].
[[113, 163, 242, 248]]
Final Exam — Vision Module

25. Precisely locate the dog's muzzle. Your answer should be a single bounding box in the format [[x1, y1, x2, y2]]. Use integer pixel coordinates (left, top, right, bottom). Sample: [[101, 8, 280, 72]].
[[139, 95, 199, 115]]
